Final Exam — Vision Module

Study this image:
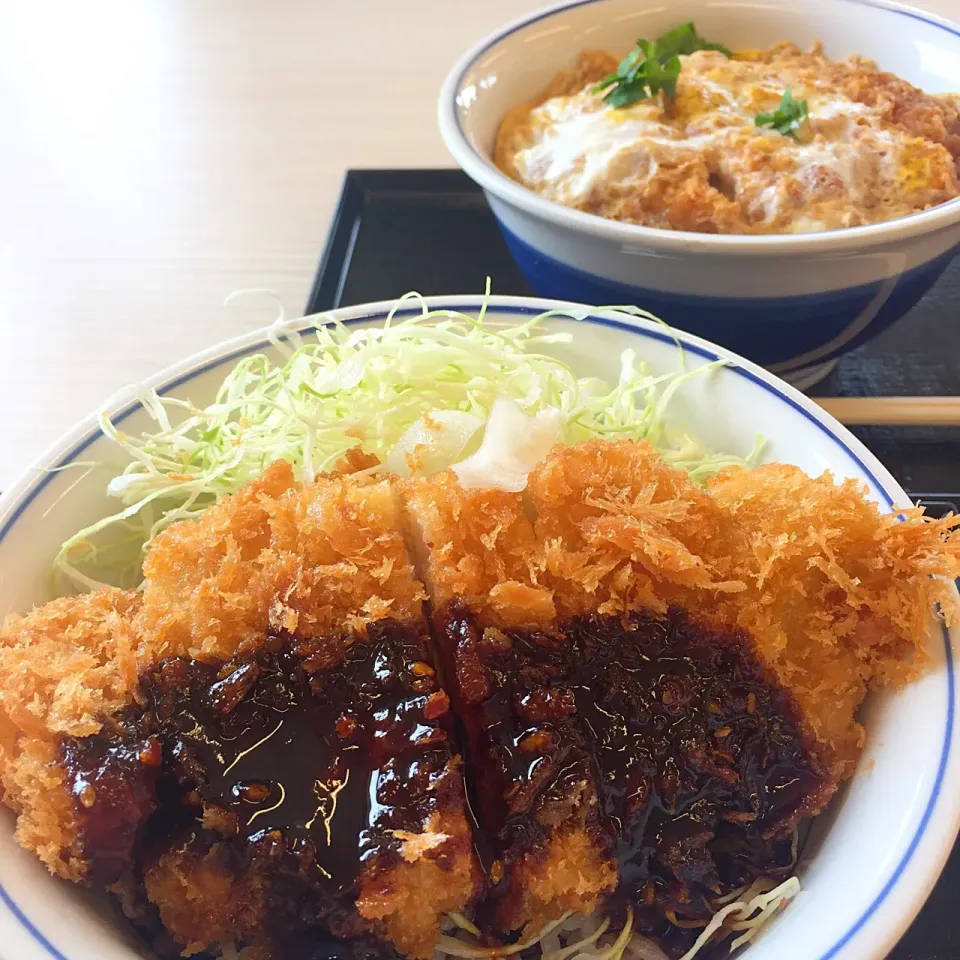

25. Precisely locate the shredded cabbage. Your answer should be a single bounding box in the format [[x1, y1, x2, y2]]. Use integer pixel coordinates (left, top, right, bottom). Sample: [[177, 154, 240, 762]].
[[678, 876, 801, 959], [436, 874, 799, 960], [54, 290, 761, 591]]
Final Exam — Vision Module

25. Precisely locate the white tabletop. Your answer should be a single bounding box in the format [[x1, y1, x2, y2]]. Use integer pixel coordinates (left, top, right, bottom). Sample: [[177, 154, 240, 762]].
[[0, 0, 957, 489]]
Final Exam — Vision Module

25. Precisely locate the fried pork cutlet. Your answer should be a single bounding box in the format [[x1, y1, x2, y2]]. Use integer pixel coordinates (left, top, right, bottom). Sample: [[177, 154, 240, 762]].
[[406, 457, 823, 953], [0, 588, 143, 883], [530, 442, 959, 782], [408, 440, 959, 951], [404, 475, 617, 938], [0, 460, 480, 960], [0, 442, 957, 960], [525, 441, 958, 946]]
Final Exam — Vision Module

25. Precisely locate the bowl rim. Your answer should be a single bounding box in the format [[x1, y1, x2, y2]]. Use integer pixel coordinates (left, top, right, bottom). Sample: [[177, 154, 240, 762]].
[[438, 0, 960, 257], [0, 294, 957, 960]]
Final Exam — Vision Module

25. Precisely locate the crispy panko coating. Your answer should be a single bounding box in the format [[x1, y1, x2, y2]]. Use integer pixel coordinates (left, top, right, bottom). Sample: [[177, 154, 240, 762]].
[[355, 800, 483, 957], [1, 440, 958, 959], [143, 844, 268, 956], [0, 587, 140, 745], [705, 463, 960, 778], [406, 473, 617, 937], [138, 459, 426, 662], [528, 439, 748, 618], [0, 587, 140, 880], [403, 472, 554, 629], [494, 806, 617, 936], [528, 441, 960, 782]]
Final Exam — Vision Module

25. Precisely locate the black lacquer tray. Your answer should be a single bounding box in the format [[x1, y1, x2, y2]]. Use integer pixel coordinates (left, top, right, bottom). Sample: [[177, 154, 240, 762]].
[[309, 169, 960, 960]]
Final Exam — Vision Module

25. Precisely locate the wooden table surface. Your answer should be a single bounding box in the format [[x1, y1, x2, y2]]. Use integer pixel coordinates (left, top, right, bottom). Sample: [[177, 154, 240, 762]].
[[0, 0, 957, 488]]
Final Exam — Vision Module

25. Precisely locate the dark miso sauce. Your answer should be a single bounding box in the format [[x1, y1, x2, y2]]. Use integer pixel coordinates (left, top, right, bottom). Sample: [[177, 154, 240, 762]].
[[61, 607, 824, 960], [62, 621, 453, 956], [439, 606, 824, 957], [60, 716, 161, 884]]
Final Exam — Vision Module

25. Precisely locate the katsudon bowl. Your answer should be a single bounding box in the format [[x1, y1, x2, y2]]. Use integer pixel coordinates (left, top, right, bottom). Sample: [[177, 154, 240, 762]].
[[0, 294, 958, 960], [438, 0, 960, 389]]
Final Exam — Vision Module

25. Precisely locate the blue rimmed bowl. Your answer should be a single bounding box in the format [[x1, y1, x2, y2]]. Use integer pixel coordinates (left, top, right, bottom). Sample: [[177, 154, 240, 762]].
[[0, 294, 957, 960], [438, 0, 960, 389]]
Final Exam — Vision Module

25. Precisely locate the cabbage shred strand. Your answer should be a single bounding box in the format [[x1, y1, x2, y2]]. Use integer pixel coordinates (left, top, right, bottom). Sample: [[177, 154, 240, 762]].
[[54, 293, 758, 590]]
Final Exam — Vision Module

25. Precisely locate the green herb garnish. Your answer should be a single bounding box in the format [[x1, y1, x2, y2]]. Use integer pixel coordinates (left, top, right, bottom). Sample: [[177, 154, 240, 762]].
[[755, 88, 810, 139], [593, 21, 732, 108], [656, 21, 733, 60]]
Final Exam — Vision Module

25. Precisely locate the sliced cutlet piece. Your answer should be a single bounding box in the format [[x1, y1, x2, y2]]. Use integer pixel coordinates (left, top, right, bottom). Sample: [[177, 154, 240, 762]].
[[403, 472, 617, 938], [10, 462, 480, 960], [131, 461, 481, 959], [526, 441, 835, 946], [136, 460, 428, 661], [528, 441, 959, 786], [704, 462, 960, 782], [140, 621, 474, 959], [0, 588, 155, 885], [525, 440, 960, 946], [530, 440, 960, 787]]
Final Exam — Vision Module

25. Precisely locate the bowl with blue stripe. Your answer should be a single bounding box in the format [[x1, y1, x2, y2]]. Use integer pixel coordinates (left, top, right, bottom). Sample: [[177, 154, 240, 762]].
[[438, 0, 960, 390], [0, 294, 957, 960]]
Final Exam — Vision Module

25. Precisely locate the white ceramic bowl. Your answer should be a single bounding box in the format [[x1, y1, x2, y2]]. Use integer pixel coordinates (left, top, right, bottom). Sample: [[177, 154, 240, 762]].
[[0, 295, 957, 960], [438, 0, 960, 389]]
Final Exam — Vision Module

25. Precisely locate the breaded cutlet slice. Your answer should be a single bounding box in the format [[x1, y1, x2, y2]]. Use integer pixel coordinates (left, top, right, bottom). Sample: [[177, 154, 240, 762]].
[[406, 445, 842, 943], [404, 473, 618, 938], [528, 440, 960, 792], [0, 588, 151, 884], [139, 624, 477, 959], [136, 460, 427, 661], [704, 463, 960, 781], [130, 461, 480, 958], [0, 462, 480, 960]]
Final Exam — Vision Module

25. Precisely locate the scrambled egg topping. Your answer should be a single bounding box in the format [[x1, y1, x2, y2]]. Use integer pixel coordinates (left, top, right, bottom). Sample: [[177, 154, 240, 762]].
[[494, 43, 960, 234]]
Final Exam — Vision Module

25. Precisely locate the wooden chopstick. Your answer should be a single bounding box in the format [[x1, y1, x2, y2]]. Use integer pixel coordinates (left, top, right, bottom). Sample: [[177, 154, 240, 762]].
[[813, 396, 960, 426]]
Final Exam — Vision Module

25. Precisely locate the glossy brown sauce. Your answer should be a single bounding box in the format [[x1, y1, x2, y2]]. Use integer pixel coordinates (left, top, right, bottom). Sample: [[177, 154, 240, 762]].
[[61, 717, 161, 884], [61, 609, 824, 960], [574, 611, 820, 954], [438, 613, 602, 880], [146, 628, 449, 881], [439, 607, 824, 956], [62, 622, 452, 957]]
